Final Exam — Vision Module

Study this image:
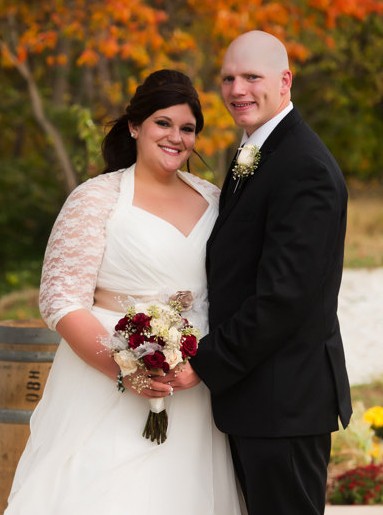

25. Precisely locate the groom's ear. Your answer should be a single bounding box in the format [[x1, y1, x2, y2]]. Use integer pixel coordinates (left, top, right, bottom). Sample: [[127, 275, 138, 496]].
[[280, 69, 292, 94]]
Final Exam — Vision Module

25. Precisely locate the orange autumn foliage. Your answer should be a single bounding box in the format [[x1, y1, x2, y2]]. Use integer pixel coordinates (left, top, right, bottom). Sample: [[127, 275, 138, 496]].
[[3, 0, 382, 80], [1, 0, 168, 68], [197, 91, 237, 156]]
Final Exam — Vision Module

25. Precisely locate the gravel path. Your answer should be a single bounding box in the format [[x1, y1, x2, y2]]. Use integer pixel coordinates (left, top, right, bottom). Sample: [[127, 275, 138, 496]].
[[338, 268, 383, 386]]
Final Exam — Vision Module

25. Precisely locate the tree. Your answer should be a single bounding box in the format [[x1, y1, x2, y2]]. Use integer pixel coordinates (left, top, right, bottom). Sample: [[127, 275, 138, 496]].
[[0, 0, 170, 192], [293, 11, 383, 180]]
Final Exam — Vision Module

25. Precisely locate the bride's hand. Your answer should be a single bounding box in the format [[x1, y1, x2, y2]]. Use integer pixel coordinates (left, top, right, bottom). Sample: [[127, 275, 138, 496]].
[[158, 362, 201, 391], [123, 369, 173, 399]]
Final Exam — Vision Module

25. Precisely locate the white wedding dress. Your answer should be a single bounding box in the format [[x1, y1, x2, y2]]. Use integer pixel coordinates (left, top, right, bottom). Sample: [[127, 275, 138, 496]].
[[5, 165, 243, 515]]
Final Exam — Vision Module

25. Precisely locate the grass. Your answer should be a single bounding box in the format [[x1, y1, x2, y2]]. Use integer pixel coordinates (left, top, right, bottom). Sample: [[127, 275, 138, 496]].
[[344, 192, 383, 268], [351, 377, 383, 409], [0, 288, 40, 321]]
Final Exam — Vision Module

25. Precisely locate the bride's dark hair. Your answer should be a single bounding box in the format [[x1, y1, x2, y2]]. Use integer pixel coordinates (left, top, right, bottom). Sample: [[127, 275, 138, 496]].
[[101, 69, 204, 174]]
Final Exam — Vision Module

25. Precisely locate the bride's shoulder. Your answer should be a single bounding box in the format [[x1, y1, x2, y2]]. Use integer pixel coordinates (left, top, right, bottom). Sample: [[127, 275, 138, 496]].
[[68, 169, 125, 202], [180, 172, 220, 202]]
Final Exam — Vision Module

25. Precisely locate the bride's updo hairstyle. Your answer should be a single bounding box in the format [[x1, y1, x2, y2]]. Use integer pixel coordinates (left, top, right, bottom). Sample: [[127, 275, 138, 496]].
[[102, 69, 204, 173]]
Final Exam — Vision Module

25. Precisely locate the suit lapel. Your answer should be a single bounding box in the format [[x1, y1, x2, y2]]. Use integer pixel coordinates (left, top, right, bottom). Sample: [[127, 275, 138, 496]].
[[209, 108, 303, 246], [219, 153, 238, 211]]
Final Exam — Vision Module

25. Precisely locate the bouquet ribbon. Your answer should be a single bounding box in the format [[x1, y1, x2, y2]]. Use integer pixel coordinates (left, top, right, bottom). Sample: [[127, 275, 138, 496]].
[[142, 398, 168, 445]]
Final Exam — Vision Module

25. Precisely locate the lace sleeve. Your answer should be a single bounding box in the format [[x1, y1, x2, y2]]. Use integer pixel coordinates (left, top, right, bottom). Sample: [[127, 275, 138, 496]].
[[39, 171, 123, 330]]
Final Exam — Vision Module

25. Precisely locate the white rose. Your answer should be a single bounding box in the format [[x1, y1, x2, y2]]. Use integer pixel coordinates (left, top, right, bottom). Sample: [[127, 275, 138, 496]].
[[150, 318, 167, 335], [163, 348, 183, 369], [167, 326, 181, 347], [237, 144, 258, 166], [114, 350, 137, 376]]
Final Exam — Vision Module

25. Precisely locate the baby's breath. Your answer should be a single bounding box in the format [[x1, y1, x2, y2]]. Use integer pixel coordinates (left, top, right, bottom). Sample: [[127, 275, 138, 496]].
[[232, 144, 261, 180]]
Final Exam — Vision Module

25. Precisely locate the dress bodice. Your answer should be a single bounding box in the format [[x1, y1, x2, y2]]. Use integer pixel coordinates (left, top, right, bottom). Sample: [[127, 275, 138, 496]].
[[96, 167, 218, 299]]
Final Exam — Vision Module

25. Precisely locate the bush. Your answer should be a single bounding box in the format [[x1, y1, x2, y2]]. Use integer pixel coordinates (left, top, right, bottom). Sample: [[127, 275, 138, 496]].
[[328, 463, 383, 505]]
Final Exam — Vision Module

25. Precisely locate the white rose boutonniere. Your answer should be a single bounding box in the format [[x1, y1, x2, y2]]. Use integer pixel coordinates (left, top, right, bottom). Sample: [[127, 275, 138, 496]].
[[232, 144, 261, 181]]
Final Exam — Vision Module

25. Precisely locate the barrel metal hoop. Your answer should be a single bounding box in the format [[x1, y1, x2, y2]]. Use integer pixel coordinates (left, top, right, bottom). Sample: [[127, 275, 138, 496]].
[[0, 350, 57, 362], [0, 326, 60, 344], [0, 408, 33, 424]]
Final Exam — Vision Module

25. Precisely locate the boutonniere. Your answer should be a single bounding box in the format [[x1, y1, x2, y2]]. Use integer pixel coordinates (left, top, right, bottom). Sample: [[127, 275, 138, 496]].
[[232, 144, 261, 181]]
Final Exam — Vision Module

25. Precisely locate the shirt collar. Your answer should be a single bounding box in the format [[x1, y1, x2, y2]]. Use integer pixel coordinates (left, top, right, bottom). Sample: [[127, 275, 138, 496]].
[[240, 101, 293, 149]]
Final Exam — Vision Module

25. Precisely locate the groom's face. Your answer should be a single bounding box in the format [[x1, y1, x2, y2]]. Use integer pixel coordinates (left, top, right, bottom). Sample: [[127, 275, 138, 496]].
[[220, 37, 291, 136]]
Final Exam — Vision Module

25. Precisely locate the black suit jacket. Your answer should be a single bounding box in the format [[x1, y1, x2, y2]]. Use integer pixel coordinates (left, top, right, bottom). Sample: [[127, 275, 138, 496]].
[[191, 108, 352, 437]]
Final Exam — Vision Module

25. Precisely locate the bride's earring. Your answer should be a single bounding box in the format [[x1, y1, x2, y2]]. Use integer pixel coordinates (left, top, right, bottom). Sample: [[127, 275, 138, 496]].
[[130, 132, 136, 139]]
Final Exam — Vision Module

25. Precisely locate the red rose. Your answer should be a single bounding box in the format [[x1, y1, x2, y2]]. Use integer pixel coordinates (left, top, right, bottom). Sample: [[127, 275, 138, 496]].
[[156, 337, 166, 347], [115, 316, 130, 332], [180, 334, 198, 358], [143, 350, 166, 370], [132, 313, 152, 331], [128, 333, 144, 349]]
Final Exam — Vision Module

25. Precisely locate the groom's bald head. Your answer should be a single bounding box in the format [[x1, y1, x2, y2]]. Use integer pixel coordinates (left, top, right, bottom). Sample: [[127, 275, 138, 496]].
[[220, 30, 292, 135], [222, 30, 289, 74]]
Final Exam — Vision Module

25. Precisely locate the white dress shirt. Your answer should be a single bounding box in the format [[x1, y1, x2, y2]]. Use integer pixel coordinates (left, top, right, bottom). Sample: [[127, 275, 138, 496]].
[[240, 101, 293, 149]]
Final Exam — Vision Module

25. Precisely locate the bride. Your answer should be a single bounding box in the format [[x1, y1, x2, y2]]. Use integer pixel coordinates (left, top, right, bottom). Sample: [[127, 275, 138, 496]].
[[5, 69, 243, 515]]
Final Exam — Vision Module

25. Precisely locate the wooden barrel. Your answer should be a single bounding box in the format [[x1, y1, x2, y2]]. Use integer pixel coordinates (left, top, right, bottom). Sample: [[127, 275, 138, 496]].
[[0, 319, 60, 513]]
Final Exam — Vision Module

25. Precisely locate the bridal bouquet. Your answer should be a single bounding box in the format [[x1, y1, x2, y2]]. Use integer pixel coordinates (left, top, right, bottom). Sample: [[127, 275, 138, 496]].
[[101, 292, 200, 445]]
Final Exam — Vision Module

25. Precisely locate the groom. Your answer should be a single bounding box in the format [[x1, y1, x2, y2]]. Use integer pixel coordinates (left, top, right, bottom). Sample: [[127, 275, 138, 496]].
[[174, 30, 352, 514]]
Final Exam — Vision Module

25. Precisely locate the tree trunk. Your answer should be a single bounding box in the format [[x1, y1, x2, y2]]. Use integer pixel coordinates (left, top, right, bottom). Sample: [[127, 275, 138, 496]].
[[2, 44, 78, 193], [52, 37, 71, 107]]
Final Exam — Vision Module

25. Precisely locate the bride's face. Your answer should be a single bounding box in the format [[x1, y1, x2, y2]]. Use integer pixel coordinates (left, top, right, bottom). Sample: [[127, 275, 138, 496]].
[[132, 104, 197, 174]]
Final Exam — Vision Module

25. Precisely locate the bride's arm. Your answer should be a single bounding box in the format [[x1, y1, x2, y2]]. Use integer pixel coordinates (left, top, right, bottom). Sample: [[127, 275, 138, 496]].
[[39, 174, 120, 330], [39, 174, 172, 397], [39, 174, 121, 375], [56, 308, 118, 378]]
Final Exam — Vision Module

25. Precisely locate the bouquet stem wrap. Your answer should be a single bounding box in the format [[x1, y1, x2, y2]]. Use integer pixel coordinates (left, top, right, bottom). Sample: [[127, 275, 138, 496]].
[[142, 398, 168, 445]]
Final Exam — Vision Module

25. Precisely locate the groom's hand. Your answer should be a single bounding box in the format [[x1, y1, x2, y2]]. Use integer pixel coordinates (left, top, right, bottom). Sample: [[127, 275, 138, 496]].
[[158, 362, 201, 391]]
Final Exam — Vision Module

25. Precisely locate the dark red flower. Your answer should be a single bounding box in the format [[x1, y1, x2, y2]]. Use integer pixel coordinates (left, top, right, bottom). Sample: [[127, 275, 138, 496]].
[[180, 334, 198, 358], [132, 312, 152, 331], [115, 316, 130, 331], [143, 350, 166, 370], [156, 337, 166, 347], [128, 333, 144, 349]]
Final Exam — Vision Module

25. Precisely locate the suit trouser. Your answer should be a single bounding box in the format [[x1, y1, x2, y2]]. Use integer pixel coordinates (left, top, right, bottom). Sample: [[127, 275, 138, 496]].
[[229, 433, 331, 515]]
